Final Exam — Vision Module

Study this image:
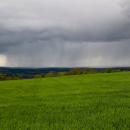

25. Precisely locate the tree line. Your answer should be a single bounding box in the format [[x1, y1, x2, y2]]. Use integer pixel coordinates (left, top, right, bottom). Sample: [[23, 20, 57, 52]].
[[0, 73, 22, 81], [0, 68, 124, 81], [34, 68, 122, 78]]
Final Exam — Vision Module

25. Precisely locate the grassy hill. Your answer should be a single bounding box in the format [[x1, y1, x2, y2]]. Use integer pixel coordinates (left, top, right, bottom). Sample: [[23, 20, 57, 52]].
[[0, 72, 130, 130]]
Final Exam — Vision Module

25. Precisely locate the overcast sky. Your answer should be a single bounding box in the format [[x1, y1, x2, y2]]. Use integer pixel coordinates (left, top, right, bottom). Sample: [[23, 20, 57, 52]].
[[0, 0, 130, 67]]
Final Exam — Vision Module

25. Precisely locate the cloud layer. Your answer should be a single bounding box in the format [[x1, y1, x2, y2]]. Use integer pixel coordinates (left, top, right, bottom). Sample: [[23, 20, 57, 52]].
[[0, 0, 130, 67]]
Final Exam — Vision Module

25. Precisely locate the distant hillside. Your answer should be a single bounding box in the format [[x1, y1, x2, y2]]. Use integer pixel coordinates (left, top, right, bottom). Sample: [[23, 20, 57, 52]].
[[0, 67, 130, 76], [0, 67, 73, 76]]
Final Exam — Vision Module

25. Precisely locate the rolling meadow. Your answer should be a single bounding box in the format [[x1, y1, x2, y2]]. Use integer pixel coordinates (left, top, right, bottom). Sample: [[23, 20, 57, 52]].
[[0, 72, 130, 130]]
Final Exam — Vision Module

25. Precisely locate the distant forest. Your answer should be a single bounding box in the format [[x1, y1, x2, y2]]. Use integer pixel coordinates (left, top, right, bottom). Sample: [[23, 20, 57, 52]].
[[0, 67, 130, 81]]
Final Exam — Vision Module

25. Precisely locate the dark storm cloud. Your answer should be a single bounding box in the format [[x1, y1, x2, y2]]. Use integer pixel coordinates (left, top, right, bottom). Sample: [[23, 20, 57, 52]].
[[0, 0, 130, 67]]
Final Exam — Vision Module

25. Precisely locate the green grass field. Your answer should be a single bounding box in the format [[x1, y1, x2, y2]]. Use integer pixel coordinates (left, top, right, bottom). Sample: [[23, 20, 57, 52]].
[[0, 72, 130, 130]]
